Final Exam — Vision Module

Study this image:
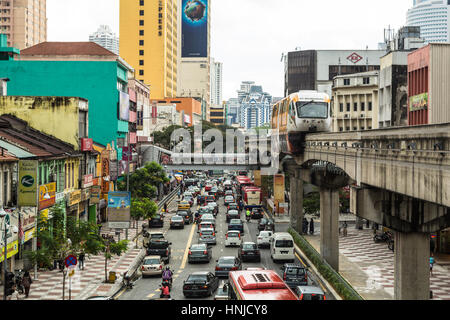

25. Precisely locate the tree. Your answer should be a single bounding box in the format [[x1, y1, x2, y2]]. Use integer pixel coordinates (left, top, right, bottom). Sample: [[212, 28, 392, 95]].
[[153, 125, 183, 149], [102, 238, 128, 283], [303, 192, 320, 216], [118, 161, 169, 200], [130, 197, 158, 248]]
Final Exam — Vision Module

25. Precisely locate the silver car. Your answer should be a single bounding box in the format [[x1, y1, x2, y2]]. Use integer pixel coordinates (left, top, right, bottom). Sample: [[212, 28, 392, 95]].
[[199, 228, 217, 245]]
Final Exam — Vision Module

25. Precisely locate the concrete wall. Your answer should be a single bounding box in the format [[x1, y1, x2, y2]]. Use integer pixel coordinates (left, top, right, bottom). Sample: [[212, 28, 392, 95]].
[[430, 44, 450, 124], [0, 96, 86, 150]]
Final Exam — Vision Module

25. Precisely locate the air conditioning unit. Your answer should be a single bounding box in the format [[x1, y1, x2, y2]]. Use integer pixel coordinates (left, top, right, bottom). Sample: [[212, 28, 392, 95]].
[[344, 114, 349, 118], [360, 114, 365, 118]]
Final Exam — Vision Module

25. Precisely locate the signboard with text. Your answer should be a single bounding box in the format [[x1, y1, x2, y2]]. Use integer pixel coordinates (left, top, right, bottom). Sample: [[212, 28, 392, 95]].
[[39, 182, 56, 210], [80, 138, 93, 151], [409, 93, 428, 112], [107, 191, 131, 229], [18, 160, 38, 207]]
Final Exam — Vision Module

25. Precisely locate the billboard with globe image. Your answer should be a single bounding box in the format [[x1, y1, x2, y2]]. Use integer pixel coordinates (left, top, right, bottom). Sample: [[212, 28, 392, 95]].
[[182, 0, 208, 58]]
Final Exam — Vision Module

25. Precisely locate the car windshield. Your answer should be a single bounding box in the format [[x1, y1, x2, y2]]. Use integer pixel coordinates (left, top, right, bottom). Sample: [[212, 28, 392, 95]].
[[191, 245, 207, 251], [296, 101, 328, 119], [177, 212, 188, 216], [260, 218, 268, 224], [149, 240, 169, 248], [286, 268, 305, 276], [144, 258, 160, 265], [150, 234, 164, 239], [260, 232, 270, 237], [172, 216, 183, 221], [230, 220, 241, 224], [228, 232, 240, 238], [219, 258, 235, 265], [243, 243, 256, 250], [228, 210, 238, 215], [225, 196, 234, 201], [201, 230, 214, 236], [275, 240, 294, 248], [187, 275, 207, 282]]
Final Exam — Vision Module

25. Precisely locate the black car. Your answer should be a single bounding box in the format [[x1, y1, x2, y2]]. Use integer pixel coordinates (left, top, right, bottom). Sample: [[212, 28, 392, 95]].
[[177, 211, 193, 224], [146, 239, 172, 264], [170, 216, 185, 229], [215, 256, 242, 278], [238, 242, 261, 262], [226, 210, 240, 223], [227, 203, 239, 212], [188, 244, 212, 263], [148, 214, 164, 228], [228, 219, 244, 234], [251, 208, 264, 219], [183, 272, 220, 298], [281, 264, 308, 289], [258, 218, 275, 231]]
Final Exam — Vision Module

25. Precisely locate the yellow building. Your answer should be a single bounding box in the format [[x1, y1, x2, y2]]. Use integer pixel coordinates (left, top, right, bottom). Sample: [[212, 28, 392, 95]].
[[120, 0, 178, 99]]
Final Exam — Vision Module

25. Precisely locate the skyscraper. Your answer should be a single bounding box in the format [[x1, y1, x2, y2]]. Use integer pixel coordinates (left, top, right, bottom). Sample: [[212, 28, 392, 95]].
[[210, 58, 223, 106], [119, 0, 178, 99], [236, 82, 272, 129], [406, 0, 450, 43], [0, 0, 47, 49], [89, 25, 119, 55]]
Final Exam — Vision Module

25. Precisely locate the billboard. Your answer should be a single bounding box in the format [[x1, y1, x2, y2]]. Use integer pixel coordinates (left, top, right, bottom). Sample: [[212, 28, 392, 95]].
[[107, 191, 131, 229], [18, 160, 38, 207], [119, 91, 130, 121], [182, 0, 208, 58], [39, 182, 56, 210]]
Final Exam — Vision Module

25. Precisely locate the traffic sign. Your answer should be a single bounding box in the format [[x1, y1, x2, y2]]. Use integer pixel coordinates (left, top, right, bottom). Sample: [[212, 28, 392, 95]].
[[65, 255, 78, 268], [68, 266, 76, 278]]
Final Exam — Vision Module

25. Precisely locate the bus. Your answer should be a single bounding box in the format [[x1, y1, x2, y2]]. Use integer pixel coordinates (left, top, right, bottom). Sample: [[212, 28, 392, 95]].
[[227, 270, 299, 300], [236, 176, 253, 194]]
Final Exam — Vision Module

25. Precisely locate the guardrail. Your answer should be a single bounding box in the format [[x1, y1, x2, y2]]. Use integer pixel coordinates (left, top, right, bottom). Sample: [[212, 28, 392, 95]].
[[157, 185, 181, 211], [288, 228, 364, 300]]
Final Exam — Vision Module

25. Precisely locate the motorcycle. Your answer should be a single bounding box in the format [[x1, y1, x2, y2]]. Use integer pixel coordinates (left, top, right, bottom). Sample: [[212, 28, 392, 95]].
[[159, 285, 171, 299], [122, 273, 134, 290], [14, 269, 24, 294], [373, 231, 392, 243], [388, 239, 394, 252], [246, 215, 251, 222]]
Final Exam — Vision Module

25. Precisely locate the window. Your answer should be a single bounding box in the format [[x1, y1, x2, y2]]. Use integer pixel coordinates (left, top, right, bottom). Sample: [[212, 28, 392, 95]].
[[361, 127, 365, 130], [139, 20, 144, 26], [139, 60, 144, 66], [71, 163, 74, 188], [346, 103, 350, 112], [353, 127, 357, 131], [344, 79, 350, 85], [3, 171, 8, 206], [139, 40, 144, 46], [296, 102, 328, 119], [339, 127, 343, 132], [346, 127, 350, 131], [368, 102, 372, 111], [140, 0, 144, 5], [363, 77, 370, 84], [65, 163, 67, 189], [139, 30, 144, 36], [354, 103, 358, 112], [139, 70, 144, 76], [339, 103, 343, 112], [140, 50, 144, 55], [368, 126, 372, 130], [140, 10, 144, 16]]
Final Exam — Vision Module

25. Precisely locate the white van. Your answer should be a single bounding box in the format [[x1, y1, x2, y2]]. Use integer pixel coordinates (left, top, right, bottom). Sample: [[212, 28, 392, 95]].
[[270, 233, 295, 263]]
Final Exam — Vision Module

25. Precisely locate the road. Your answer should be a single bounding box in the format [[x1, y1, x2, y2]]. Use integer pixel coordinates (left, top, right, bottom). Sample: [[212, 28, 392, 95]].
[[117, 193, 333, 301]]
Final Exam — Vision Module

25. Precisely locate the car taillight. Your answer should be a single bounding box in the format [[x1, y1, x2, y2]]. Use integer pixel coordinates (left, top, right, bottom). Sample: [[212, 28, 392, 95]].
[[323, 295, 326, 300], [283, 272, 286, 280], [199, 233, 202, 237], [216, 267, 221, 271], [226, 234, 228, 239], [212, 232, 215, 236], [159, 265, 163, 270], [203, 250, 208, 254], [141, 266, 145, 271], [166, 249, 169, 255], [299, 294, 304, 300], [238, 234, 241, 239], [188, 250, 192, 255], [203, 285, 208, 289], [231, 267, 238, 271]]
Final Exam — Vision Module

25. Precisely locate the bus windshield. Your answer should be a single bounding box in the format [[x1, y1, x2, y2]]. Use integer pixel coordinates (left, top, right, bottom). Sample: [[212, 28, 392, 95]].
[[296, 101, 328, 119]]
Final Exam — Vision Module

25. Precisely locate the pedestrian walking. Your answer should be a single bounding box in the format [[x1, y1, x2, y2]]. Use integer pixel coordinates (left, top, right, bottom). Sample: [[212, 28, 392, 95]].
[[302, 218, 308, 234], [8, 285, 24, 300], [343, 222, 348, 237], [21, 271, 33, 298], [430, 254, 435, 276], [309, 218, 315, 235], [78, 251, 86, 270], [163, 202, 168, 214]]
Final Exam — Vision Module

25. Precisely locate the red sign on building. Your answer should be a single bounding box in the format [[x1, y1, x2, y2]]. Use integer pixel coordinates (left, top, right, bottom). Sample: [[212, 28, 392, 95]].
[[81, 138, 93, 151], [347, 52, 363, 64]]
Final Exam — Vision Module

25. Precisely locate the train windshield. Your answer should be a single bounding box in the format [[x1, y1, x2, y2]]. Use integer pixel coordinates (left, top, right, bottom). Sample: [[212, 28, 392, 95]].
[[296, 101, 328, 119]]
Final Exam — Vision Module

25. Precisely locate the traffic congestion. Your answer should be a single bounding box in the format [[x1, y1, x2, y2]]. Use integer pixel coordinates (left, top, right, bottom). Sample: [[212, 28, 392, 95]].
[[117, 171, 331, 301]]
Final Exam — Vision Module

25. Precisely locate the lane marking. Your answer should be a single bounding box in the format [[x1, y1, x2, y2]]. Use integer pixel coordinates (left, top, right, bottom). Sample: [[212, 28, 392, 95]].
[[147, 293, 155, 298], [114, 288, 126, 300], [180, 223, 197, 270]]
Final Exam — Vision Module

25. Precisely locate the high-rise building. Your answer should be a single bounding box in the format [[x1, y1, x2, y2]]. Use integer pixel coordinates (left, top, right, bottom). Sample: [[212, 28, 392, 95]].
[[210, 58, 223, 106], [119, 0, 178, 99], [238, 82, 272, 129], [89, 25, 119, 55], [0, 0, 47, 49], [177, 0, 211, 119], [225, 98, 240, 125], [406, 0, 450, 43]]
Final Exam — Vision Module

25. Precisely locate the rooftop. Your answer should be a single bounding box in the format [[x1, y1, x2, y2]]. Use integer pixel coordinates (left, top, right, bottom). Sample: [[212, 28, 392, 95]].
[[20, 41, 117, 57]]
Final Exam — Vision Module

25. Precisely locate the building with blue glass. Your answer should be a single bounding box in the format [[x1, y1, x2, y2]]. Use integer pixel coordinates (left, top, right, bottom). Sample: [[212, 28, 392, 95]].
[[407, 0, 450, 43]]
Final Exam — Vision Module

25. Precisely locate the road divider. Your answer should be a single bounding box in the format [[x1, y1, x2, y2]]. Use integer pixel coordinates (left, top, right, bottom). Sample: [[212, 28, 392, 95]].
[[180, 223, 197, 270]]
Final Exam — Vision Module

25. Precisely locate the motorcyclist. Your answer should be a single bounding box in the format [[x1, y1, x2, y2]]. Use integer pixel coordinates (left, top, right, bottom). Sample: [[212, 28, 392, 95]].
[[246, 210, 251, 221], [162, 266, 173, 284], [160, 283, 171, 298], [194, 211, 200, 224]]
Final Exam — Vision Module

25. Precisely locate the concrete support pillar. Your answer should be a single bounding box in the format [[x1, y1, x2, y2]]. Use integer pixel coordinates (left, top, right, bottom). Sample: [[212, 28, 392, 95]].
[[394, 232, 430, 300], [289, 172, 303, 233], [320, 188, 340, 271]]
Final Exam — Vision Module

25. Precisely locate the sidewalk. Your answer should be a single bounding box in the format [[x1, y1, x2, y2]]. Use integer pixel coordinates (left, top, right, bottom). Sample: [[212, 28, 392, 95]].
[[0, 222, 147, 301], [304, 228, 450, 300]]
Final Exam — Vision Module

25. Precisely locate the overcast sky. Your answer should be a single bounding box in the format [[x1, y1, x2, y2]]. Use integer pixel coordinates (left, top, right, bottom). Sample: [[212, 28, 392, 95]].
[[47, 0, 412, 100]]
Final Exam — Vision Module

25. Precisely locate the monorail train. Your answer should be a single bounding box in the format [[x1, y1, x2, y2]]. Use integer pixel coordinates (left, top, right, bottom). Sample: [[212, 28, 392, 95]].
[[271, 90, 332, 155]]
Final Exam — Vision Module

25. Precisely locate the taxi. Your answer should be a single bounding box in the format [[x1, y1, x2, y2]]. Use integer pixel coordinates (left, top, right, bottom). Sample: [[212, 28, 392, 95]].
[[178, 201, 190, 211]]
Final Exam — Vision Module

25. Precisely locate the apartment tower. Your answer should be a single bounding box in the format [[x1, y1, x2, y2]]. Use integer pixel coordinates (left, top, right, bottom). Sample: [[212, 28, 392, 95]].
[[0, 0, 47, 49], [119, 0, 178, 99]]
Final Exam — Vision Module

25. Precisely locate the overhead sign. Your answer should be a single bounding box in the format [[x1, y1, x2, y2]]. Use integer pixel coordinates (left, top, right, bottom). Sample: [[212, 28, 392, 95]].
[[18, 160, 38, 207], [0, 240, 19, 263], [182, 0, 208, 58], [80, 138, 93, 152], [83, 174, 94, 188], [39, 182, 56, 210]]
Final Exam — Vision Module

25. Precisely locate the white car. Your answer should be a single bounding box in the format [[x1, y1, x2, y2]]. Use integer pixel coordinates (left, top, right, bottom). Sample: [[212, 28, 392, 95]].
[[225, 231, 242, 247], [141, 256, 164, 278], [256, 231, 273, 248]]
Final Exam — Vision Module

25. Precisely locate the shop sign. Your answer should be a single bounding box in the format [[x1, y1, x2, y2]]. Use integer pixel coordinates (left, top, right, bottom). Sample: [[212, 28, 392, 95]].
[[68, 190, 82, 206], [55, 192, 65, 203], [101, 150, 110, 193], [39, 182, 56, 210], [90, 186, 101, 203], [40, 208, 52, 222], [20, 207, 37, 230], [83, 174, 94, 188], [18, 160, 38, 207], [80, 138, 93, 152], [410, 93, 428, 112], [110, 161, 118, 181], [81, 188, 91, 202], [0, 240, 19, 263], [24, 228, 35, 242]]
